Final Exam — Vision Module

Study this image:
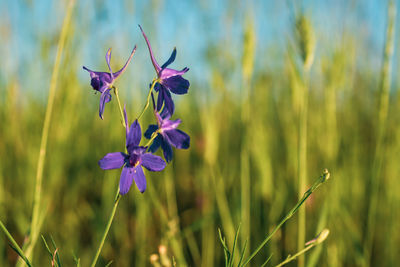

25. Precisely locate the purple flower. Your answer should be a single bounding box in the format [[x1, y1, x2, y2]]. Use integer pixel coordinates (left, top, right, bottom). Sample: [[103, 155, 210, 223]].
[[83, 46, 136, 119], [98, 107, 166, 194], [139, 25, 190, 115], [144, 109, 190, 163]]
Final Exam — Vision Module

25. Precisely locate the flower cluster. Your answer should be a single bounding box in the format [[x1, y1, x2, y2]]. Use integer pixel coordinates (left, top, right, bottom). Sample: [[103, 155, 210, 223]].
[[83, 25, 190, 195]]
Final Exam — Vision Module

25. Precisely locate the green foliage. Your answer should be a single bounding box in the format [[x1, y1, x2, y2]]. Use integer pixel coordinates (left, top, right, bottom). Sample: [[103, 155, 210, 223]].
[[0, 1, 399, 267]]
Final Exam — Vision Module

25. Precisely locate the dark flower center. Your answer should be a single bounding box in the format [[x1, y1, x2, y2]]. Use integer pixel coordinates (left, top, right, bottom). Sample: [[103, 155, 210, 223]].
[[129, 153, 141, 167], [90, 77, 103, 91]]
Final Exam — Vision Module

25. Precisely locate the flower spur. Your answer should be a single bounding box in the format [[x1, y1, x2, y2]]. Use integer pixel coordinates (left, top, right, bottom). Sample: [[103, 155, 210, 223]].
[[139, 25, 189, 115], [83, 46, 136, 119]]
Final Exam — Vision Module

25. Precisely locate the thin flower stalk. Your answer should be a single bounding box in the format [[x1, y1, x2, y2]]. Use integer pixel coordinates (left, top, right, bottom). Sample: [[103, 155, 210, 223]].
[[90, 190, 121, 267], [137, 78, 158, 121], [113, 86, 126, 128]]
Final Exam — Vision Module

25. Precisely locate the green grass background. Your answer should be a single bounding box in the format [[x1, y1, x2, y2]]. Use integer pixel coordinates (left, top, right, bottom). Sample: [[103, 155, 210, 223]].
[[1, 0, 400, 266]]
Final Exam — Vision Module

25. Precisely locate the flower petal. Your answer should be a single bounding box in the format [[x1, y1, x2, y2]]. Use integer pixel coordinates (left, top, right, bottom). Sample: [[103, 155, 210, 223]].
[[83, 66, 95, 77], [163, 75, 189, 95], [133, 166, 147, 193], [161, 47, 176, 69], [161, 138, 173, 163], [83, 67, 115, 82], [119, 166, 134, 195], [159, 107, 171, 120], [159, 67, 189, 80], [92, 73, 113, 92], [141, 153, 166, 171], [144, 124, 158, 139], [98, 152, 127, 170], [164, 129, 190, 149], [113, 45, 137, 79], [161, 118, 181, 132], [154, 82, 162, 92], [157, 86, 165, 111], [127, 120, 141, 149], [99, 89, 112, 119], [148, 134, 162, 153], [163, 89, 175, 115], [105, 48, 114, 80], [139, 25, 161, 73], [90, 77, 102, 91]]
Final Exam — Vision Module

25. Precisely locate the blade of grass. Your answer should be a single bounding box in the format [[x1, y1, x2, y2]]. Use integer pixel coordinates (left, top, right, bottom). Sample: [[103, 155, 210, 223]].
[[240, 12, 256, 259], [294, 13, 315, 267], [274, 229, 329, 267], [50, 236, 62, 267], [72, 253, 81, 267], [261, 254, 273, 267], [145, 175, 188, 266], [237, 240, 248, 267], [241, 169, 330, 266], [0, 220, 32, 267], [41, 235, 53, 257], [218, 228, 230, 267], [21, 0, 76, 264], [211, 165, 235, 249], [364, 1, 397, 266], [229, 224, 241, 267]]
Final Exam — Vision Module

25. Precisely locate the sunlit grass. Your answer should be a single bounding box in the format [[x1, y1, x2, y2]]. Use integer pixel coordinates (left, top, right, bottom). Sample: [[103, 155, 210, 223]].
[[1, 1, 399, 266]]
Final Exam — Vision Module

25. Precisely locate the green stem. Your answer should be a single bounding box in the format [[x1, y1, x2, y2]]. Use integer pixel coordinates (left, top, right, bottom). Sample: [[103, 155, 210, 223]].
[[241, 169, 330, 266], [113, 87, 126, 128], [145, 176, 188, 266], [137, 79, 158, 121], [0, 220, 32, 267], [144, 131, 159, 148], [22, 0, 76, 264], [297, 68, 309, 267], [274, 229, 329, 267], [90, 191, 121, 267], [90, 77, 130, 267], [274, 244, 314, 267], [364, 1, 396, 265]]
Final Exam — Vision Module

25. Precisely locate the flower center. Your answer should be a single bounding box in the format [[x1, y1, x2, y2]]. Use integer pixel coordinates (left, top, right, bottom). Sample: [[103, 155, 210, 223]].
[[129, 154, 141, 167], [91, 77, 102, 91]]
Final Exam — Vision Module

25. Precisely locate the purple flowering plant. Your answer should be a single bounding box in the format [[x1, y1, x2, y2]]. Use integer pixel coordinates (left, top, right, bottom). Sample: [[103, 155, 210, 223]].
[[82, 25, 191, 266]]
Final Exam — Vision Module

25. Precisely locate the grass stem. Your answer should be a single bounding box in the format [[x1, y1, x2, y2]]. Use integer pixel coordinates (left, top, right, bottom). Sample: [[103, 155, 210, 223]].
[[0, 220, 32, 267], [241, 169, 330, 266], [364, 0, 396, 265], [22, 0, 76, 264], [274, 229, 329, 267], [297, 68, 309, 267]]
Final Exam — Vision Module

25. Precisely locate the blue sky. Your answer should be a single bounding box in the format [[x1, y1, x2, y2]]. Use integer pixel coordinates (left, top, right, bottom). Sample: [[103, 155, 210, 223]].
[[0, 0, 398, 99]]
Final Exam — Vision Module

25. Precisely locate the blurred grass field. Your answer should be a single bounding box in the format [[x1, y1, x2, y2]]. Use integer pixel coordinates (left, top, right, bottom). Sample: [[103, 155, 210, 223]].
[[1, 0, 400, 266]]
